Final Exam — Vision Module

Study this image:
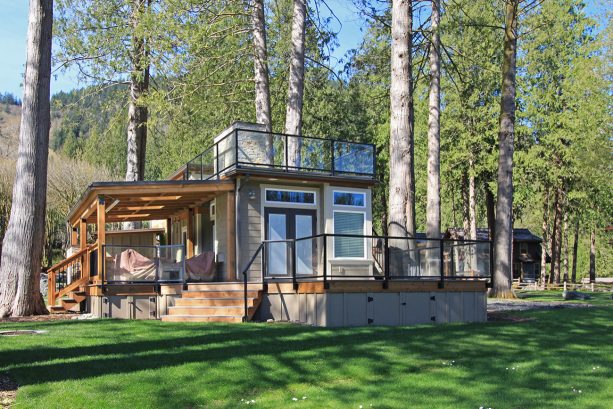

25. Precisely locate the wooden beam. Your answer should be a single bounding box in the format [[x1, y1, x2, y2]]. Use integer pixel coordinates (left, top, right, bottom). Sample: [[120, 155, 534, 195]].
[[186, 208, 194, 259], [79, 219, 87, 250], [226, 190, 236, 281], [96, 195, 106, 281]]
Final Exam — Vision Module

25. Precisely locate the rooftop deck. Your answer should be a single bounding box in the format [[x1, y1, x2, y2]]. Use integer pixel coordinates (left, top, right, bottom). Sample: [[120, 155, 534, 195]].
[[183, 125, 377, 182]]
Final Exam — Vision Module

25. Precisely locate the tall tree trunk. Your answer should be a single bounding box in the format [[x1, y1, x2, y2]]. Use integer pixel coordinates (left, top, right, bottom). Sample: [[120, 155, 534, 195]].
[[251, 0, 273, 163], [548, 187, 560, 283], [468, 161, 477, 271], [540, 189, 550, 288], [551, 187, 563, 284], [485, 182, 495, 240], [571, 221, 579, 283], [562, 210, 569, 282], [285, 0, 306, 167], [0, 0, 52, 317], [426, 0, 441, 241], [388, 0, 415, 239], [461, 172, 470, 236], [491, 0, 518, 298], [589, 228, 596, 283], [125, 0, 149, 182]]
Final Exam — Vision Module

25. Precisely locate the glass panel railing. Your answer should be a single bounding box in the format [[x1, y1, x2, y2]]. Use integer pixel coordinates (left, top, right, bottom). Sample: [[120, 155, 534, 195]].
[[444, 240, 491, 278], [236, 130, 285, 169], [182, 129, 376, 180], [333, 141, 375, 175], [103, 245, 185, 283]]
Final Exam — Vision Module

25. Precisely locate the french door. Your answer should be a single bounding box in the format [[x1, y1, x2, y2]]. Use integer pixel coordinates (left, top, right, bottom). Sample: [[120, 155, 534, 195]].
[[264, 208, 317, 276]]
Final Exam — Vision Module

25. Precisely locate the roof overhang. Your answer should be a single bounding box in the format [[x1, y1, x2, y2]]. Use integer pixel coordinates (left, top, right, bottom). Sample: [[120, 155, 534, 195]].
[[67, 180, 234, 225]]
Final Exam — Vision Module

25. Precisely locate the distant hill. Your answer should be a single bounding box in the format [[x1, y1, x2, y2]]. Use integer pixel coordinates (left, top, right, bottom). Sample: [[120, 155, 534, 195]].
[[0, 104, 21, 157]]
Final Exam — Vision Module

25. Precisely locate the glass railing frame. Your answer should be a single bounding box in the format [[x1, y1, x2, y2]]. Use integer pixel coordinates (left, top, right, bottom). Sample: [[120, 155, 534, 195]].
[[183, 128, 378, 181]]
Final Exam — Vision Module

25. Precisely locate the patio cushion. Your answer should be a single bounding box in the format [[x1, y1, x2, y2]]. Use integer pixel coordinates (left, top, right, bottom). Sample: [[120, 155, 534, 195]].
[[185, 251, 216, 281]]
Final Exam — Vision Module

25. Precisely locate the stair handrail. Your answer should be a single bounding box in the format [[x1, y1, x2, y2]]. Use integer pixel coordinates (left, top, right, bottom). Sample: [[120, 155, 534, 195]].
[[47, 243, 97, 307], [242, 242, 264, 322]]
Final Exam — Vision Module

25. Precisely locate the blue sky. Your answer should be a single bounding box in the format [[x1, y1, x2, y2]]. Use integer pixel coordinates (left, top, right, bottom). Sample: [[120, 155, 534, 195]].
[[0, 0, 608, 97]]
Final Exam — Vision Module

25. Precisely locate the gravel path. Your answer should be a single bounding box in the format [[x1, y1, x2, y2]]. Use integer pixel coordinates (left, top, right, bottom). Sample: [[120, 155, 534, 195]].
[[487, 299, 592, 313]]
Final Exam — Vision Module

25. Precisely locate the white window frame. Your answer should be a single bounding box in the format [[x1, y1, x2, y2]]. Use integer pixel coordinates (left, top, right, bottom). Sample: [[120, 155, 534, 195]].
[[332, 210, 366, 260], [332, 190, 366, 208], [264, 187, 317, 206]]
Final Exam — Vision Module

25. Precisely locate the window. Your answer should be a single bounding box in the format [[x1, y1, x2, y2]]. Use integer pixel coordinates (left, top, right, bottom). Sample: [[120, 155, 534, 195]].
[[333, 211, 365, 258], [333, 191, 365, 207], [519, 242, 528, 255], [265, 189, 315, 204]]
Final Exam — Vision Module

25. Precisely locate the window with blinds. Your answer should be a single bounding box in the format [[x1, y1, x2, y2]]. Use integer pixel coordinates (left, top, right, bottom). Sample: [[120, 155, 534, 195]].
[[333, 211, 365, 258]]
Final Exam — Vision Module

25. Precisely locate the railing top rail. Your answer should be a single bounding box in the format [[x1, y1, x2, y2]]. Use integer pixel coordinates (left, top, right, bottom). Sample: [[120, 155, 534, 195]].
[[47, 242, 97, 274], [103, 244, 185, 249], [234, 128, 377, 150], [241, 242, 264, 277], [262, 233, 492, 244]]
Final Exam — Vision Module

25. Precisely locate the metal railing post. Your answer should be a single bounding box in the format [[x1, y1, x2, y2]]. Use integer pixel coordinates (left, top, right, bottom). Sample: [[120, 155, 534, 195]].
[[383, 236, 390, 289], [234, 129, 239, 168], [384, 236, 390, 284], [330, 141, 335, 175], [291, 241, 297, 291], [439, 240, 445, 289], [323, 235, 328, 289], [285, 134, 289, 171], [215, 143, 220, 180], [488, 240, 494, 289]]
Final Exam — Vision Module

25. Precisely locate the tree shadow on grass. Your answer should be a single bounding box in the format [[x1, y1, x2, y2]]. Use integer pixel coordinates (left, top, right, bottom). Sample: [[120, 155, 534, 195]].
[[1, 307, 611, 408]]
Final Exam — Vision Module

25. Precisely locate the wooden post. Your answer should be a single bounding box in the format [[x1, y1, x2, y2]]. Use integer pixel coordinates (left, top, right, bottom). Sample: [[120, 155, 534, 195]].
[[79, 219, 87, 249], [96, 196, 106, 281], [186, 208, 194, 259], [166, 217, 172, 245], [70, 223, 78, 247], [226, 190, 236, 281]]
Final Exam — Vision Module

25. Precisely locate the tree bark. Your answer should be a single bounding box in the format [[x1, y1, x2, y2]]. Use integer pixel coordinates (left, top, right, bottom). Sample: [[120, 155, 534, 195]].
[[251, 0, 273, 163], [461, 173, 470, 237], [285, 0, 306, 167], [551, 187, 563, 284], [491, 0, 518, 298], [571, 221, 579, 283], [125, 0, 149, 182], [562, 210, 569, 282], [426, 0, 441, 241], [540, 189, 550, 288], [388, 0, 415, 240], [0, 0, 52, 317], [589, 228, 596, 283]]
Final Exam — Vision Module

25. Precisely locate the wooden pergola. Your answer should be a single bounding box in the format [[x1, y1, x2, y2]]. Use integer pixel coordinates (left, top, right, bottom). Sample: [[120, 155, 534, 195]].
[[66, 180, 236, 280]]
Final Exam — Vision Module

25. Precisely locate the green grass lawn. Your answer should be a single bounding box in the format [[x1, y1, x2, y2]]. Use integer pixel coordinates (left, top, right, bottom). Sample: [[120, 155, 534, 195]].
[[1, 305, 612, 409]]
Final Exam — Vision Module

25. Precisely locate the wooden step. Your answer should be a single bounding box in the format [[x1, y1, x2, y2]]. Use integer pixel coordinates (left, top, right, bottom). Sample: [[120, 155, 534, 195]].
[[174, 297, 252, 307], [182, 290, 260, 298], [49, 305, 67, 313], [187, 283, 262, 291], [168, 306, 252, 316], [161, 315, 243, 323], [61, 298, 81, 313], [71, 291, 88, 303]]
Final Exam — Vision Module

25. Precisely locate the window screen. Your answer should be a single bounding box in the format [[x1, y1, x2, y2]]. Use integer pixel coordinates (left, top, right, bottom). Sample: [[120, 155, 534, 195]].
[[334, 212, 365, 258]]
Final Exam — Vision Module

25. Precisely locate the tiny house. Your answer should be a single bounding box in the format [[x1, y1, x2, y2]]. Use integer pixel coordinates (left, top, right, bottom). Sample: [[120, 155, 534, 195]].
[[47, 122, 492, 326]]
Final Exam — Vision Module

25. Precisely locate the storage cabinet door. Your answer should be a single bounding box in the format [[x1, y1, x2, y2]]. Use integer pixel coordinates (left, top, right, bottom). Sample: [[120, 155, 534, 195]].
[[132, 296, 157, 319], [400, 293, 432, 325], [367, 293, 400, 326]]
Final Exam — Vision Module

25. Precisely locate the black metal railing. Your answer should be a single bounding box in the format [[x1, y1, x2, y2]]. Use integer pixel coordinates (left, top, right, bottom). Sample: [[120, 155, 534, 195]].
[[240, 233, 492, 321], [184, 128, 377, 181]]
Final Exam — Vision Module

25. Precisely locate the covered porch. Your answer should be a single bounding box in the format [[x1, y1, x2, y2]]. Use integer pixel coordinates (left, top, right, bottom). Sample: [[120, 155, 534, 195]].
[[47, 179, 237, 310]]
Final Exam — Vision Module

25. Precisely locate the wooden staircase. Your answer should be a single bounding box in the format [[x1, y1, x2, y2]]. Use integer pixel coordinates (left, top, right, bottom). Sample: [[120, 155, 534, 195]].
[[161, 283, 263, 323], [47, 244, 96, 314]]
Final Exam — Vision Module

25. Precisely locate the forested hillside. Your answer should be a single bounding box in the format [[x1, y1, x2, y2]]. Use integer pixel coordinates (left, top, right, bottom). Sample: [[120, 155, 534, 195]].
[[1, 0, 610, 279]]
